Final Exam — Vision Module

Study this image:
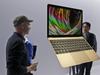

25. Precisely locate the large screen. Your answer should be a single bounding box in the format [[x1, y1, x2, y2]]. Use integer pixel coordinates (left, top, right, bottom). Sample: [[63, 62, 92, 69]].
[[47, 4, 83, 37]]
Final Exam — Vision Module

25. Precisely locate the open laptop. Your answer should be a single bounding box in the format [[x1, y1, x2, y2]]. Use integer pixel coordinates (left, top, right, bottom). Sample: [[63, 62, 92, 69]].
[[47, 4, 99, 68]]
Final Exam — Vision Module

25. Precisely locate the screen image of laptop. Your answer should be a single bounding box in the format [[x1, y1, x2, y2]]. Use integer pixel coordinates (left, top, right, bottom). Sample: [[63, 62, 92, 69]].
[[47, 4, 99, 68]]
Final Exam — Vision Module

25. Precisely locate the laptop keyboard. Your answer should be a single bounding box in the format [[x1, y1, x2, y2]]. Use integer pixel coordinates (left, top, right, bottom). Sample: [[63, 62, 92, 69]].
[[50, 39, 92, 54]]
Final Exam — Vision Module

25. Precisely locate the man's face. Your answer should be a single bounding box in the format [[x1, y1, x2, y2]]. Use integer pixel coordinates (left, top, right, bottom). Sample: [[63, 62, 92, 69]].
[[21, 22, 31, 34], [82, 24, 90, 33]]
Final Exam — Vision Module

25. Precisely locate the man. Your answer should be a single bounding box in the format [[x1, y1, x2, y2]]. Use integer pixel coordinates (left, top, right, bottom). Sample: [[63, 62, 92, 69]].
[[25, 37, 33, 66], [79, 22, 97, 75], [6, 16, 38, 75], [25, 37, 38, 75]]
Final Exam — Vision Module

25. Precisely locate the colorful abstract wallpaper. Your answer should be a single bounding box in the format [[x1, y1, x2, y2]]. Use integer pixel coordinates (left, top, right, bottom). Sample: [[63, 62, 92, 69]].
[[48, 5, 82, 36]]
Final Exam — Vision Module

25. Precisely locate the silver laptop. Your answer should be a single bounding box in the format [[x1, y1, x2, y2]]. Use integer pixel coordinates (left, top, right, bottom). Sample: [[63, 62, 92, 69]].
[[47, 4, 99, 68]]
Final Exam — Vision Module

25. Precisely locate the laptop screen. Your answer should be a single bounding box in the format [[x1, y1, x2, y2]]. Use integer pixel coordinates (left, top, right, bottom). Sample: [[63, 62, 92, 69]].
[[47, 4, 83, 37]]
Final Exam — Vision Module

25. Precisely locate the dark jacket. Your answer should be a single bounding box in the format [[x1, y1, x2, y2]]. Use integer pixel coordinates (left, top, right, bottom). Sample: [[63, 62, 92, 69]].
[[6, 32, 28, 75], [83, 32, 97, 52]]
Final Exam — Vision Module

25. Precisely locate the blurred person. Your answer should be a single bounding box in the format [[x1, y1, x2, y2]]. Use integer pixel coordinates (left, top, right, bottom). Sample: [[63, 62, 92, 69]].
[[6, 16, 38, 75], [25, 37, 38, 75], [79, 22, 97, 75]]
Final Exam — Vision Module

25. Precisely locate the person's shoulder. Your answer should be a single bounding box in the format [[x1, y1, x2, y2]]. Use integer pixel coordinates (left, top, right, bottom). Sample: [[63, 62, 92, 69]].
[[8, 32, 23, 44], [89, 32, 96, 37], [25, 41, 33, 47], [89, 32, 95, 35]]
